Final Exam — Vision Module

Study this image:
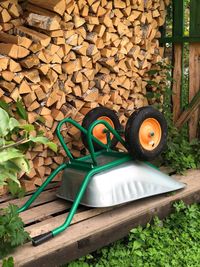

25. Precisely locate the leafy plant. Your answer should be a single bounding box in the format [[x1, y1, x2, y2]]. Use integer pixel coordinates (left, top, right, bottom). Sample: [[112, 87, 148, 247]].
[[162, 123, 200, 172], [0, 204, 30, 259], [0, 107, 57, 190], [2, 257, 14, 267], [66, 202, 200, 267], [146, 61, 200, 173]]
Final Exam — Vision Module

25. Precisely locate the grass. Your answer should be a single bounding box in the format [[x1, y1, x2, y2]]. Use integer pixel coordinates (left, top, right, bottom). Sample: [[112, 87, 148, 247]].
[[66, 201, 200, 267]]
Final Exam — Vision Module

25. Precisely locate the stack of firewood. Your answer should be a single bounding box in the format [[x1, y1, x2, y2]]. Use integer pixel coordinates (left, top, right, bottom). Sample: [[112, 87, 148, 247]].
[[0, 0, 169, 193]]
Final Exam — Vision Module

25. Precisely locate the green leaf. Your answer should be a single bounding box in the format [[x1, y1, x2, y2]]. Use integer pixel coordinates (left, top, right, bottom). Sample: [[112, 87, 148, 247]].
[[0, 179, 7, 186], [146, 80, 159, 87], [147, 69, 159, 75], [29, 136, 58, 152], [0, 168, 20, 186], [2, 257, 14, 267], [0, 148, 23, 164], [135, 250, 142, 256], [20, 124, 35, 132], [12, 157, 30, 173], [0, 108, 10, 137], [9, 118, 20, 131], [29, 136, 49, 144], [0, 101, 10, 114], [132, 241, 142, 250], [47, 142, 58, 152], [7, 180, 25, 198], [146, 92, 155, 99], [4, 160, 21, 173], [16, 99, 28, 120], [0, 138, 4, 147], [0, 204, 30, 258], [36, 115, 45, 124]]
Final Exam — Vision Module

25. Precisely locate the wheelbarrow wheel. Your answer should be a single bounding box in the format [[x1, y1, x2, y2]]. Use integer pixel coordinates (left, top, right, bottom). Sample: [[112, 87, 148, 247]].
[[125, 106, 167, 161], [81, 107, 121, 151]]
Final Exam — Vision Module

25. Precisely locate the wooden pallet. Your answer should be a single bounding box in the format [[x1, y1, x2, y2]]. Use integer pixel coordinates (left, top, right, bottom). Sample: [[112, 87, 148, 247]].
[[1, 169, 200, 267]]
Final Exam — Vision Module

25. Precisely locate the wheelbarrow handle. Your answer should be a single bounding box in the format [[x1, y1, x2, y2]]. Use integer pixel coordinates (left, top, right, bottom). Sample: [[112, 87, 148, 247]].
[[32, 231, 53, 246]]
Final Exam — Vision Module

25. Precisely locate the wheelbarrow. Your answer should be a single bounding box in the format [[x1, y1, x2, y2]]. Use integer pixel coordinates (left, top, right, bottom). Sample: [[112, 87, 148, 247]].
[[18, 106, 185, 246]]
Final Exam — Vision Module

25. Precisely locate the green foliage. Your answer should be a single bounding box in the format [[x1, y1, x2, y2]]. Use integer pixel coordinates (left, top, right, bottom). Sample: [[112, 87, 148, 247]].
[[162, 123, 200, 173], [2, 257, 14, 267], [7, 181, 26, 198], [66, 202, 200, 267], [0, 106, 57, 193], [146, 62, 200, 173], [15, 99, 28, 121], [0, 204, 30, 259]]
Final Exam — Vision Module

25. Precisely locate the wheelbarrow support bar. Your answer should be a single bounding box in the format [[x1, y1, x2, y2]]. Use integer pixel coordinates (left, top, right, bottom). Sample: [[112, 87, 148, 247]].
[[32, 232, 53, 246], [31, 154, 131, 246], [17, 163, 67, 213]]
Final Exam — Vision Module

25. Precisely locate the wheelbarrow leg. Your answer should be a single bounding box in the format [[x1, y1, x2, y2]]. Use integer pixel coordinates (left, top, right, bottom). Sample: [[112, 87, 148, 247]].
[[32, 170, 95, 246], [18, 163, 67, 213]]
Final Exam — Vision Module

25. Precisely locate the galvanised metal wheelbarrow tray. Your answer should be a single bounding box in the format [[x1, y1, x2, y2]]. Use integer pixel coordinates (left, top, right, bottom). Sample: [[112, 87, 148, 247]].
[[18, 106, 185, 246]]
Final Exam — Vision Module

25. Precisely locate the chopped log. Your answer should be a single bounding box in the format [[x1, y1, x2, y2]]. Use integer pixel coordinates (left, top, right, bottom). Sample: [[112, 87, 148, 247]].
[[0, 80, 15, 92], [1, 70, 14, 81], [28, 0, 66, 16], [0, 32, 32, 48], [0, 55, 9, 70], [0, 8, 11, 23], [9, 58, 22, 72], [25, 4, 61, 31], [19, 80, 31, 94], [14, 26, 51, 47], [20, 54, 40, 68], [0, 43, 30, 59]]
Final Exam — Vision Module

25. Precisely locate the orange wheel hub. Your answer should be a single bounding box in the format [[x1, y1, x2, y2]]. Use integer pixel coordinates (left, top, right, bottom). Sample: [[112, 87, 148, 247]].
[[139, 118, 161, 151], [93, 116, 114, 144]]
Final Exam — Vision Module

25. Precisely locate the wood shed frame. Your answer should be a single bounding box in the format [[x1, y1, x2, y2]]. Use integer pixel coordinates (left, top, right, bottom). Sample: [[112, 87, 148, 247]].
[[161, 0, 200, 140]]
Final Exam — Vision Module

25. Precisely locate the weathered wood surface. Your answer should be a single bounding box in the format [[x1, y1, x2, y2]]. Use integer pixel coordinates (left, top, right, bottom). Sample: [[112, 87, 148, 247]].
[[175, 90, 200, 129], [189, 43, 200, 140], [0, 169, 199, 267], [0, 182, 59, 205], [172, 42, 200, 139], [172, 44, 182, 123]]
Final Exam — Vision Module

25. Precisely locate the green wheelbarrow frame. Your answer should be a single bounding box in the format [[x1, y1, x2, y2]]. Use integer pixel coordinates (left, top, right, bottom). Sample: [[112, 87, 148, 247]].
[[18, 118, 132, 246]]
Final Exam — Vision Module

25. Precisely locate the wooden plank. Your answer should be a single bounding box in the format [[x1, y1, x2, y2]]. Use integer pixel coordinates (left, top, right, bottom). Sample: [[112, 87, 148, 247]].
[[188, 43, 200, 140], [159, 166, 175, 175], [10, 170, 200, 267], [0, 182, 59, 204], [172, 44, 182, 122], [26, 207, 112, 237], [172, 0, 184, 123], [176, 90, 200, 129], [0, 189, 57, 209], [20, 200, 72, 225]]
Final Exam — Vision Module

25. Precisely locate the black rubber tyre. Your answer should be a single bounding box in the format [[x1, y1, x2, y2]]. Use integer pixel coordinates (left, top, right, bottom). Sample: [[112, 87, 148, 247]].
[[81, 107, 121, 151], [125, 106, 167, 161]]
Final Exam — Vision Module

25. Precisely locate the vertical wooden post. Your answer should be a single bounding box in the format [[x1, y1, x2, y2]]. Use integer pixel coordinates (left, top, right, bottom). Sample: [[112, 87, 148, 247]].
[[172, 45, 182, 122], [188, 44, 200, 140], [172, 0, 184, 122], [189, 0, 200, 140]]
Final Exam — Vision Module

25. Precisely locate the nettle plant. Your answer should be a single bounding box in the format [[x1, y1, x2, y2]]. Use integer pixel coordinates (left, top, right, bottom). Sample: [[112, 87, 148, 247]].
[[0, 107, 57, 191]]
